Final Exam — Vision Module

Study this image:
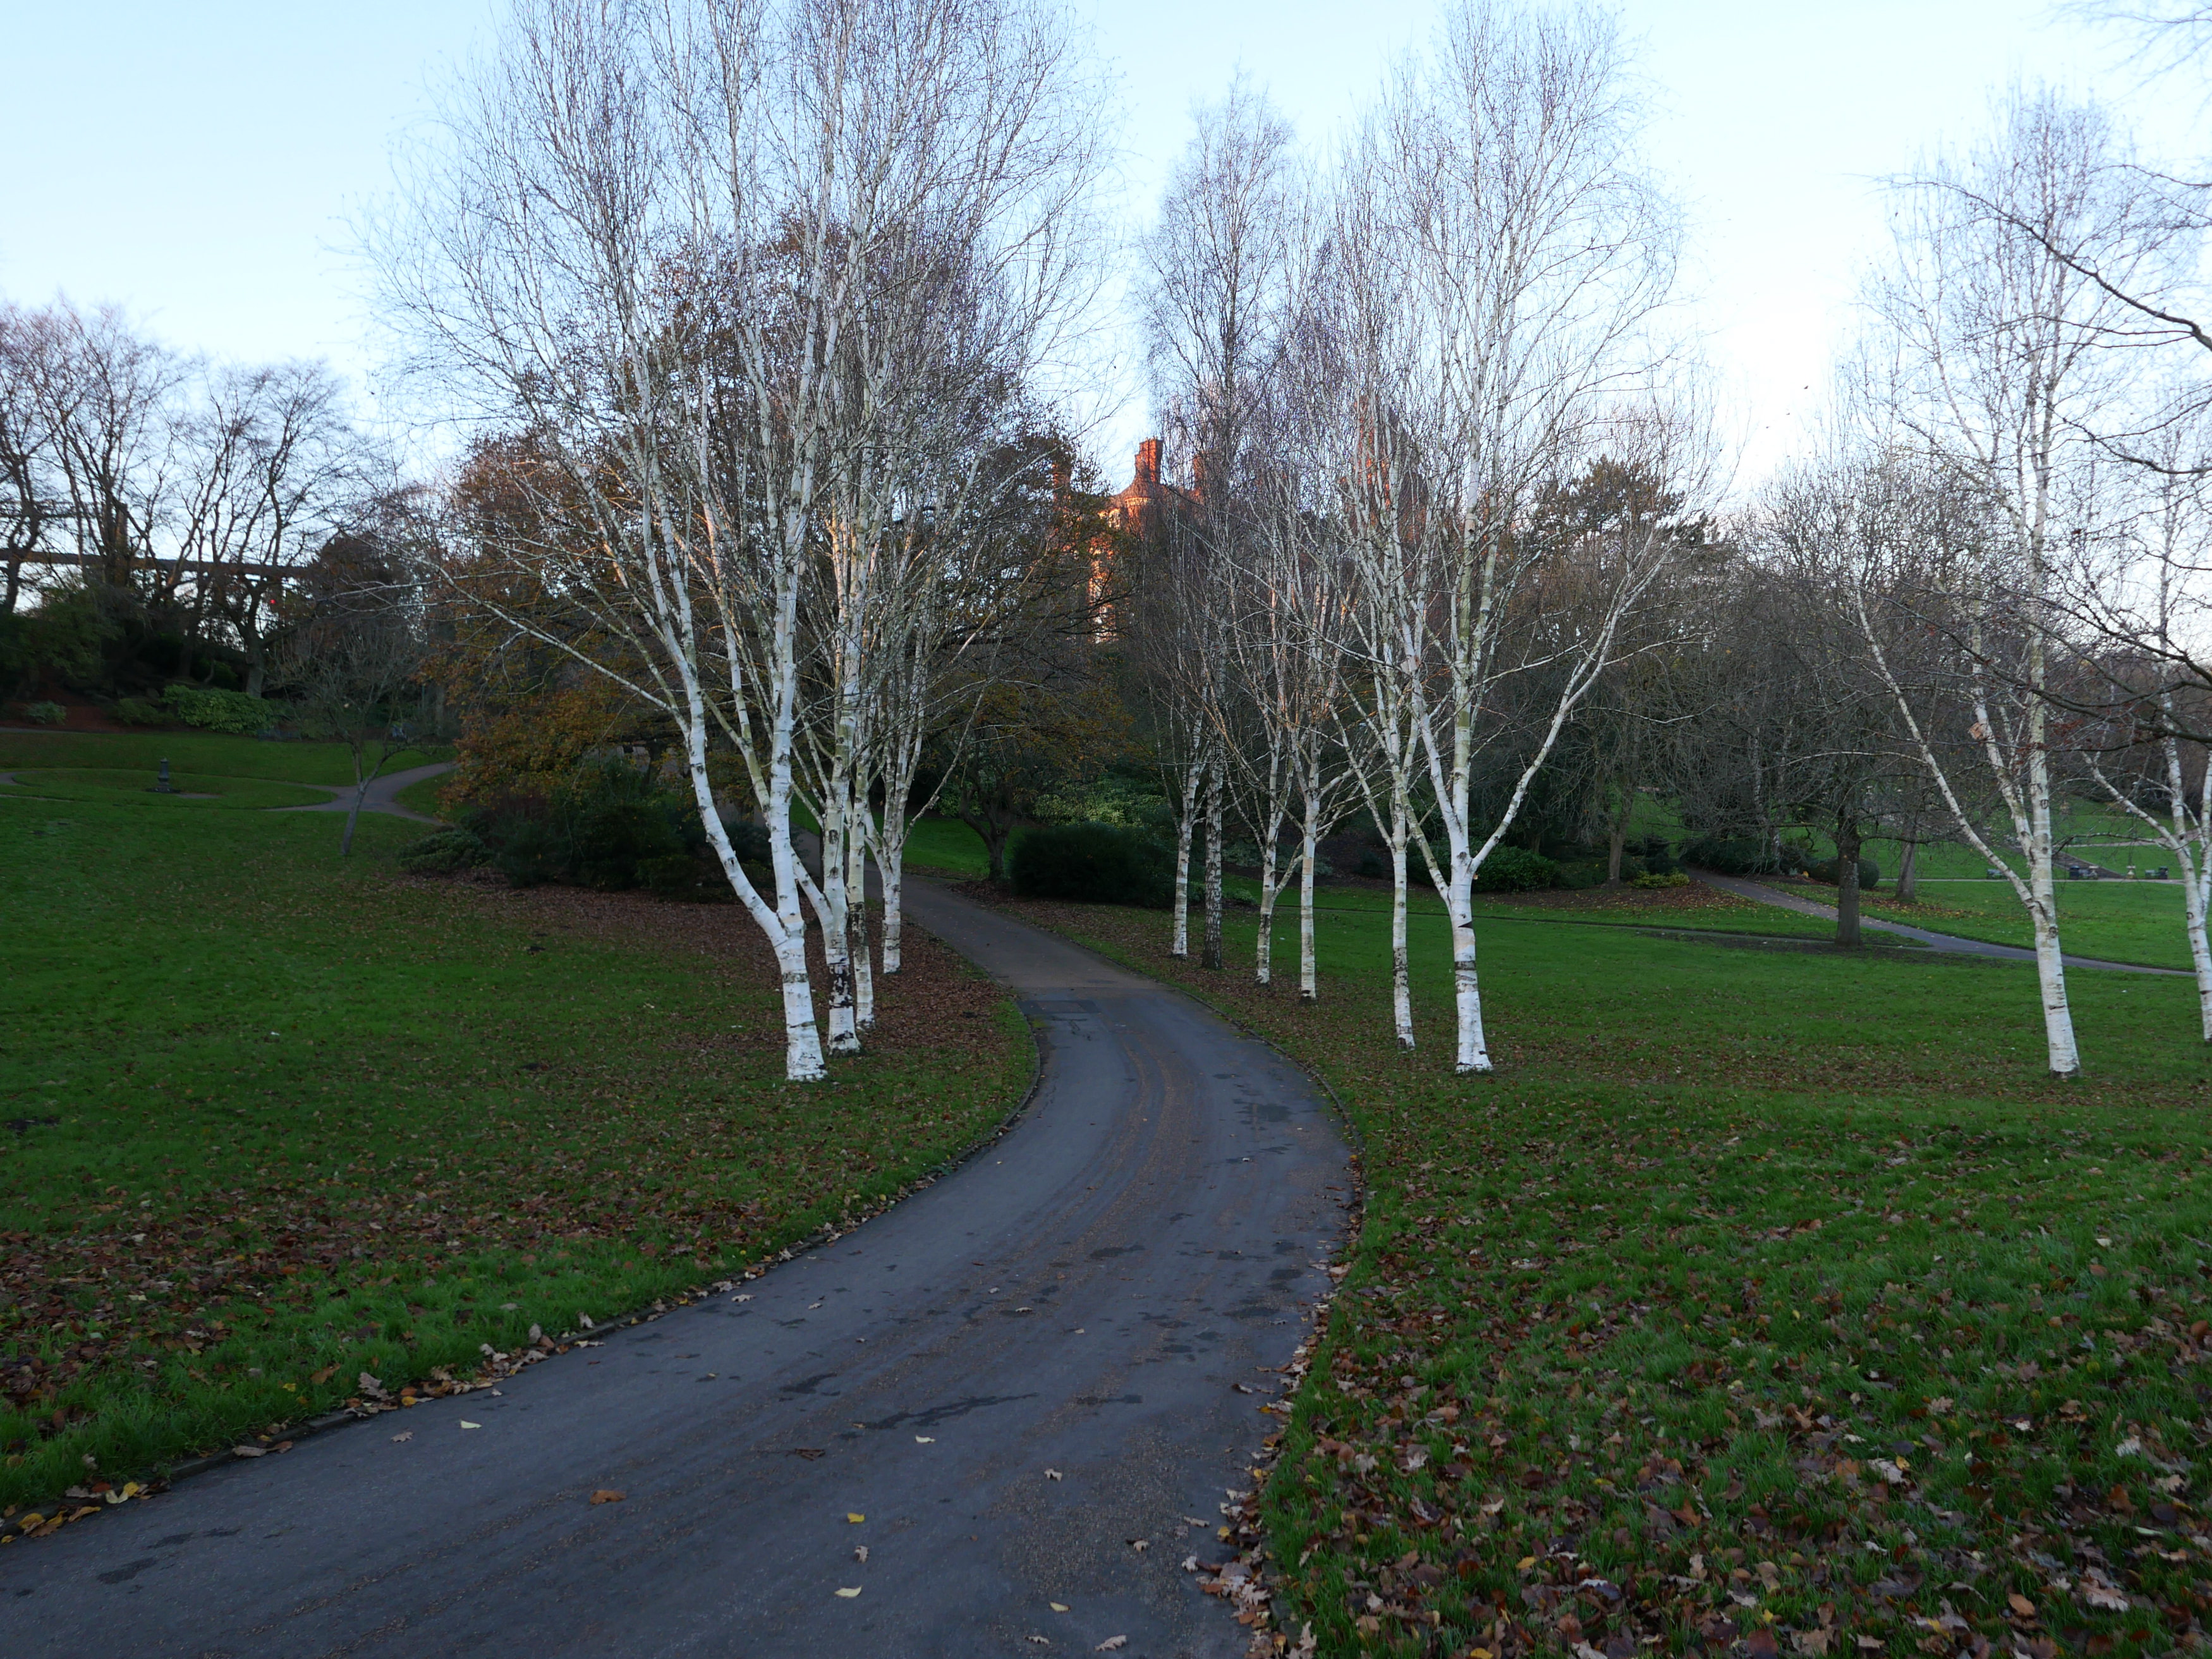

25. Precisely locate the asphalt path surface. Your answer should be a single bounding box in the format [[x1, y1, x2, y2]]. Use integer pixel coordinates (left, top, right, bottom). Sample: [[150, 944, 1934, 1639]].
[[5, 880, 1349, 1658], [276, 759, 456, 825], [1694, 869, 2187, 975]]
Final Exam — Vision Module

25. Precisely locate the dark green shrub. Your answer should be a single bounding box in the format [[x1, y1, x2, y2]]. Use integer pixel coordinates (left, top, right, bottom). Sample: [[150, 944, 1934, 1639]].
[[397, 827, 489, 874], [723, 819, 772, 866], [163, 684, 278, 735], [112, 696, 169, 727], [457, 763, 720, 896], [1632, 836, 1678, 875], [1682, 835, 1780, 875], [1807, 855, 1880, 890], [23, 700, 66, 726], [1554, 861, 1607, 890], [1010, 822, 1172, 907], [489, 815, 566, 887], [1471, 846, 1559, 892]]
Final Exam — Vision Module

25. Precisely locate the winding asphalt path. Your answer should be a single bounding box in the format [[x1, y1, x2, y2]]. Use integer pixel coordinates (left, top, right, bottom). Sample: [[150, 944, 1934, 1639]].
[[3, 881, 1349, 1658], [277, 759, 456, 825], [1696, 868, 2187, 975]]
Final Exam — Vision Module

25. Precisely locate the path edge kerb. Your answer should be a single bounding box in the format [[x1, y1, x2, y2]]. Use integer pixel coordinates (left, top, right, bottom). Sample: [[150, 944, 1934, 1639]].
[[75, 908, 1050, 1526]]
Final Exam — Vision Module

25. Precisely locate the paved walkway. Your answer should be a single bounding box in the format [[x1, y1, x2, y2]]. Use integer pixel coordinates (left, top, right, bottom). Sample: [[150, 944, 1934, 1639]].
[[4, 880, 1349, 1658], [276, 760, 455, 825], [1694, 869, 2187, 976]]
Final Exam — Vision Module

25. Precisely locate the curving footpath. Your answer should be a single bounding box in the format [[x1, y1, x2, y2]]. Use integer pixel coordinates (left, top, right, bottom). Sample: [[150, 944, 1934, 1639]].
[[2, 880, 1350, 1658], [1694, 869, 2187, 976], [276, 759, 456, 825]]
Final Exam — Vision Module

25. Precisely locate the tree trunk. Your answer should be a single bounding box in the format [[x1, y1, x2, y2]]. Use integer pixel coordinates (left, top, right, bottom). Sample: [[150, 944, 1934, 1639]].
[[1202, 757, 1225, 970], [814, 793, 861, 1057], [1298, 788, 1320, 1004], [2184, 849, 2212, 1043], [1388, 794, 1413, 1048], [1606, 810, 1628, 885], [1170, 774, 1196, 957], [341, 742, 367, 856], [1896, 838, 1918, 905], [1835, 822, 1863, 948], [1254, 834, 1277, 985], [2024, 775, 2081, 1076], [848, 822, 874, 1032]]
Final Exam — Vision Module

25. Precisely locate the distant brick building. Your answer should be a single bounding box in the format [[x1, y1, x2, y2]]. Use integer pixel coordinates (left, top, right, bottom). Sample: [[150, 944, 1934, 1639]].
[[1105, 437, 1192, 538]]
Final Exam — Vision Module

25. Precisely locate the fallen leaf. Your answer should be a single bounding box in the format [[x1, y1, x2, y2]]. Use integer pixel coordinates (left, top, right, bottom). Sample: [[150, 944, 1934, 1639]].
[[1028, 1640, 1051, 1648], [459, 1421, 483, 1430], [2078, 1568, 2130, 1611], [835, 1586, 862, 1599], [848, 1512, 866, 1523], [1127, 1539, 1148, 1552], [915, 1436, 935, 1444], [1095, 1640, 1127, 1653], [1050, 1602, 1070, 1612], [855, 1547, 868, 1564], [310, 1363, 339, 1385], [1045, 1468, 1063, 1480], [232, 1445, 266, 1459], [592, 1490, 626, 1504], [391, 1432, 412, 1443], [2007, 1593, 2036, 1618]]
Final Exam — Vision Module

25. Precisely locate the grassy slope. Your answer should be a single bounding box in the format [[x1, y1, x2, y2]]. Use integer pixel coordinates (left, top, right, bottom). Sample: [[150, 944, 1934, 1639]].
[[0, 769, 1029, 1515], [902, 815, 993, 877], [995, 891, 2212, 1657], [391, 775, 449, 818], [6, 769, 333, 810], [1866, 882, 2193, 971], [0, 730, 446, 787]]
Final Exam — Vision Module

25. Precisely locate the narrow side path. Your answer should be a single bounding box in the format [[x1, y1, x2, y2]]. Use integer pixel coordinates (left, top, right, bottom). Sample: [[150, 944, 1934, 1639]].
[[4, 879, 1349, 1659], [1694, 869, 2187, 976], [274, 759, 454, 824]]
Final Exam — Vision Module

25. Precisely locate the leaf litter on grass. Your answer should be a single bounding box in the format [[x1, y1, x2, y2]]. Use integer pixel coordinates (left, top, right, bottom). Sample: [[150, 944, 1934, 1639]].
[[0, 799, 1031, 1515], [993, 890, 2212, 1658]]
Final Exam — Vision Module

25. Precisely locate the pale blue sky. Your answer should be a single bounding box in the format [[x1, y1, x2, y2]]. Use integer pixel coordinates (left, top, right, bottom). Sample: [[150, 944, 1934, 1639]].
[[0, 1, 2187, 489]]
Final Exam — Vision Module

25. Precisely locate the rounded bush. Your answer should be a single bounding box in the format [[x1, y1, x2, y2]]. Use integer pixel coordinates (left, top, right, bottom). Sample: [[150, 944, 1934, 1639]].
[[1471, 846, 1559, 892], [1806, 855, 1880, 890], [162, 684, 278, 735], [397, 827, 489, 874], [1010, 822, 1173, 908]]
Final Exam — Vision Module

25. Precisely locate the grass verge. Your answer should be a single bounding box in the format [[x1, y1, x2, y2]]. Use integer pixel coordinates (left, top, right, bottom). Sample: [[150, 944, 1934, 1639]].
[[984, 886, 2212, 1658]]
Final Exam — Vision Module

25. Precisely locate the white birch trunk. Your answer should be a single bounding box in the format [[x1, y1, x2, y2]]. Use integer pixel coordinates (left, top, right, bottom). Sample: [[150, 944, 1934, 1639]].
[[1202, 755, 1226, 970], [1298, 785, 1320, 1002], [1388, 791, 1414, 1048], [1254, 836, 1278, 985], [849, 813, 875, 1031], [1171, 755, 1202, 958]]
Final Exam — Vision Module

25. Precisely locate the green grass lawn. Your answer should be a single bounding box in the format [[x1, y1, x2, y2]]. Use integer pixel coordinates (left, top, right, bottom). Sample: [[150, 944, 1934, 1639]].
[[993, 890, 2212, 1656], [391, 774, 450, 818], [1868, 880, 2195, 971], [3, 768, 334, 811], [0, 763, 1029, 1520], [902, 814, 993, 877], [0, 729, 448, 787]]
